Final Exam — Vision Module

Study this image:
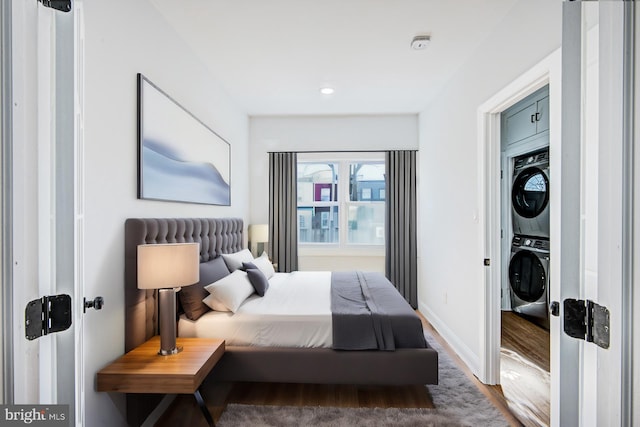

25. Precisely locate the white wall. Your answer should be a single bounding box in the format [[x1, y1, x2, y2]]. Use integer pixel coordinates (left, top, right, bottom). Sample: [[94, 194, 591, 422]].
[[417, 0, 562, 373], [249, 115, 417, 271], [82, 0, 249, 425]]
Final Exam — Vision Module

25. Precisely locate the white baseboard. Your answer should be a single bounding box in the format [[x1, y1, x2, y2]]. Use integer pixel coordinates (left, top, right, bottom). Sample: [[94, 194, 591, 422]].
[[419, 301, 481, 378]]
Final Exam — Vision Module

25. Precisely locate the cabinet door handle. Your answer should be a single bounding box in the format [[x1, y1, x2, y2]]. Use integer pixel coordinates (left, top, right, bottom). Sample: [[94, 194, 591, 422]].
[[535, 112, 541, 122], [531, 114, 536, 123]]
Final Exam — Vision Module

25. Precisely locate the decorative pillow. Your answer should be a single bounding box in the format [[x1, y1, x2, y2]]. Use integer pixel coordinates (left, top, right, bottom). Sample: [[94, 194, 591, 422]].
[[179, 256, 230, 320], [246, 268, 269, 297], [203, 270, 255, 312], [253, 252, 276, 279], [241, 261, 258, 271], [221, 249, 254, 272]]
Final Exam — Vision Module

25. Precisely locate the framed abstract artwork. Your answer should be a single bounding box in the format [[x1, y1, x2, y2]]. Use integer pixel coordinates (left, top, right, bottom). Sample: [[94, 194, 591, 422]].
[[137, 73, 231, 205]]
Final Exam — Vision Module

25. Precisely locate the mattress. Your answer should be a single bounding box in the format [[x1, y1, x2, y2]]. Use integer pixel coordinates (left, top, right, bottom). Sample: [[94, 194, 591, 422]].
[[178, 271, 333, 348]]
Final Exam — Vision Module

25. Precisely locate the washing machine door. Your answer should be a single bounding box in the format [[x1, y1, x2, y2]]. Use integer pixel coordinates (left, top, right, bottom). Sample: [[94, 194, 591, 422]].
[[512, 166, 549, 219], [509, 250, 546, 302]]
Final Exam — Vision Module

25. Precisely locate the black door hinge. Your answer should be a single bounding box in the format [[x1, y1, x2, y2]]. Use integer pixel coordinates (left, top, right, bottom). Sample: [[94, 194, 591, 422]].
[[38, 0, 72, 12], [25, 294, 72, 340], [563, 298, 610, 349]]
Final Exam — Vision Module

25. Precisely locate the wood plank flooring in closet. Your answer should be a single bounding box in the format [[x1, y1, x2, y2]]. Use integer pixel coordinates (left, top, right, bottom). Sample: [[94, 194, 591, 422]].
[[501, 311, 550, 372], [500, 311, 550, 427]]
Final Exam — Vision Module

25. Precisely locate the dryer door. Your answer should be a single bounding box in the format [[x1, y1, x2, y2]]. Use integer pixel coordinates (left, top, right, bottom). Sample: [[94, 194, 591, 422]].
[[509, 250, 546, 302], [512, 167, 549, 219]]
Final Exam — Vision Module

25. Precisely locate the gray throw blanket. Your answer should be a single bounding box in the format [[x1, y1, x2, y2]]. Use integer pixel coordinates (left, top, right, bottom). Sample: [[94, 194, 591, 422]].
[[331, 271, 427, 351]]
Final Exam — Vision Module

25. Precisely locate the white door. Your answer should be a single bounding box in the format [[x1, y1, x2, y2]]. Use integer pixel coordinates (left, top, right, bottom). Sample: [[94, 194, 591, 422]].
[[562, 1, 634, 425], [0, 0, 7, 404], [481, 3, 633, 426], [8, 0, 81, 424]]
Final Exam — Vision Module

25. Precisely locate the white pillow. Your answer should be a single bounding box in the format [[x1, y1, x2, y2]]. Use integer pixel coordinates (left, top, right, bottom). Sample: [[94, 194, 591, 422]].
[[221, 249, 254, 272], [202, 293, 229, 312], [203, 270, 254, 312], [253, 252, 276, 279]]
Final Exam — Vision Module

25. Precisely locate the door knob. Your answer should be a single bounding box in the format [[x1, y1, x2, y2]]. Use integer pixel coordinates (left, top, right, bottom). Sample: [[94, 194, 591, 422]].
[[550, 301, 560, 316], [84, 297, 104, 313]]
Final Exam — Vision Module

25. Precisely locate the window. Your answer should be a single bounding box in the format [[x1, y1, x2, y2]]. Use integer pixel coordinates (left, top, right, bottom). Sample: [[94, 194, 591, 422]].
[[297, 154, 385, 246], [346, 162, 385, 245], [297, 162, 339, 243]]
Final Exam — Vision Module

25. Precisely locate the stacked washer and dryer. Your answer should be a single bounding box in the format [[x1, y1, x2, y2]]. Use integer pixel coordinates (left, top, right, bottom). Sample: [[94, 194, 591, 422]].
[[509, 148, 550, 329]]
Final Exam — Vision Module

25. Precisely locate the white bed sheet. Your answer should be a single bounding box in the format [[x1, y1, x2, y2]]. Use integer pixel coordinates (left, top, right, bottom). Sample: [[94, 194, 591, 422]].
[[178, 271, 333, 348]]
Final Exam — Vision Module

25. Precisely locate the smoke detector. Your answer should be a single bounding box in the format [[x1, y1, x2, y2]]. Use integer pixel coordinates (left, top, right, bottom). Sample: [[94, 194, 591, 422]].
[[411, 35, 431, 50]]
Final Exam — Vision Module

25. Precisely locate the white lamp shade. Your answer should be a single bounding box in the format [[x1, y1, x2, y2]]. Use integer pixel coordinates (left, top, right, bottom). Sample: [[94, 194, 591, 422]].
[[137, 243, 200, 290], [249, 224, 269, 243]]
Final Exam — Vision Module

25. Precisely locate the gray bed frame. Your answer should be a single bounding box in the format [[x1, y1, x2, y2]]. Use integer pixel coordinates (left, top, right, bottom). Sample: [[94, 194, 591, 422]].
[[124, 218, 438, 422]]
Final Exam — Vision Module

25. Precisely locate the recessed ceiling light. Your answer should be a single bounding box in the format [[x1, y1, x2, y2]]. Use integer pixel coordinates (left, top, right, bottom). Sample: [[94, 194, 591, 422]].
[[320, 87, 335, 95]]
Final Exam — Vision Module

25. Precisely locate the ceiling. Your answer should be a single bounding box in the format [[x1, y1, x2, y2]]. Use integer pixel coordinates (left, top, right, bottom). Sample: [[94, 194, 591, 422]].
[[150, 0, 521, 116]]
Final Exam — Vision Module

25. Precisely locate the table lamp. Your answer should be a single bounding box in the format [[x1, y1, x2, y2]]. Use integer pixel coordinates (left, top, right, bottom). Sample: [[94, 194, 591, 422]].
[[248, 224, 269, 257], [137, 242, 200, 355]]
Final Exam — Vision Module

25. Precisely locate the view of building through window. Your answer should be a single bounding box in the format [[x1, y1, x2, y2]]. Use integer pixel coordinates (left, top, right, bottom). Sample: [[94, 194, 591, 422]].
[[297, 160, 385, 245]]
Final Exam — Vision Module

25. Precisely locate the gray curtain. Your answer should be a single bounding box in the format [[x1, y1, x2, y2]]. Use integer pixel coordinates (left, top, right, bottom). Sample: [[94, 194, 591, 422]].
[[385, 150, 418, 308], [268, 152, 298, 272]]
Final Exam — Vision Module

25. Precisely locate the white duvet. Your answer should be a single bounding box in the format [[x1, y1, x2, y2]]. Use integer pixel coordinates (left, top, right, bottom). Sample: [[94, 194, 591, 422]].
[[178, 271, 333, 348]]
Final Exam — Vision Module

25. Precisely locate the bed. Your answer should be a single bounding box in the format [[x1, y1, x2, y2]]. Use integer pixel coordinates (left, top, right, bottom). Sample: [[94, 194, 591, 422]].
[[124, 217, 438, 423]]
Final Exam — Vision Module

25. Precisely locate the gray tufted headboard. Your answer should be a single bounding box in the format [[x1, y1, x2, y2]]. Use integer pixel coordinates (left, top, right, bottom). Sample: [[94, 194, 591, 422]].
[[124, 218, 244, 352]]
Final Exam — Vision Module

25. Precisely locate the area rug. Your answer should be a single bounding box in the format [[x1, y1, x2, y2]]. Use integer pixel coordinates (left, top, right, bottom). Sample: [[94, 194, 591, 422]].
[[216, 330, 509, 426]]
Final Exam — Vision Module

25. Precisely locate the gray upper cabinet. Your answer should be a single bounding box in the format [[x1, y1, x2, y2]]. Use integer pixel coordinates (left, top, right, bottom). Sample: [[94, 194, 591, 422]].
[[535, 95, 549, 133], [502, 86, 549, 147]]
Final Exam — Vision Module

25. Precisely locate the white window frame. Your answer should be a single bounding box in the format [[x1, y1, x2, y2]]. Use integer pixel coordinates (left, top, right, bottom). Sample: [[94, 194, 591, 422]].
[[297, 152, 385, 257]]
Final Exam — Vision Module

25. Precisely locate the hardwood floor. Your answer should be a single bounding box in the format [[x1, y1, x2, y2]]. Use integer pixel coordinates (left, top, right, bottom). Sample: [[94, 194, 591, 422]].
[[418, 312, 523, 427], [225, 382, 434, 408], [155, 382, 434, 426], [155, 313, 526, 426], [501, 311, 550, 372], [500, 311, 550, 427]]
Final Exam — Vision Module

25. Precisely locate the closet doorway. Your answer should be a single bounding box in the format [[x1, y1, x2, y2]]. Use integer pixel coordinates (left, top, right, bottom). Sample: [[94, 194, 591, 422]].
[[499, 85, 551, 426], [475, 46, 572, 426]]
